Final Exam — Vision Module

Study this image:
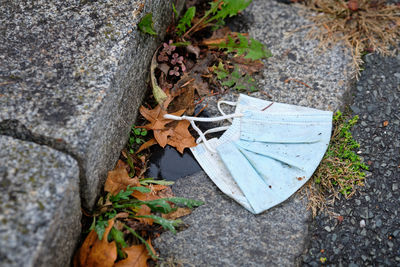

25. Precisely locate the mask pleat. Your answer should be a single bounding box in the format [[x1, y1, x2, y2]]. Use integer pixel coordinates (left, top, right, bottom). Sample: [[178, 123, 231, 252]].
[[217, 142, 276, 214]]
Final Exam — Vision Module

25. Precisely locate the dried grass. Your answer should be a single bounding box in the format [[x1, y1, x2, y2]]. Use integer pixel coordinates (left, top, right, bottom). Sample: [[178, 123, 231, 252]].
[[304, 0, 400, 77]]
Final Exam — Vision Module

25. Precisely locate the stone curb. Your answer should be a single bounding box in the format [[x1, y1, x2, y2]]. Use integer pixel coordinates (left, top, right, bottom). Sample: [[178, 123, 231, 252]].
[[0, 135, 81, 267]]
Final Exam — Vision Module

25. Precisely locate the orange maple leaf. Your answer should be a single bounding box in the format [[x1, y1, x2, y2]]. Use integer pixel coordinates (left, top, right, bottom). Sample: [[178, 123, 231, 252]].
[[74, 219, 117, 267], [165, 120, 197, 153], [140, 105, 185, 131], [113, 241, 155, 267], [104, 163, 139, 195]]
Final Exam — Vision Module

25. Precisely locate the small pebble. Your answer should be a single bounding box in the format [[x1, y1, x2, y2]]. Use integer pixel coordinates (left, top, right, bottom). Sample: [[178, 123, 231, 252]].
[[393, 183, 398, 191], [360, 219, 366, 228]]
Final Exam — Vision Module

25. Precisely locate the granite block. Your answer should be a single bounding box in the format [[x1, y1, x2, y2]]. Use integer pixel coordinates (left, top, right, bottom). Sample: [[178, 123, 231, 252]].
[[0, 0, 180, 209], [0, 135, 81, 267]]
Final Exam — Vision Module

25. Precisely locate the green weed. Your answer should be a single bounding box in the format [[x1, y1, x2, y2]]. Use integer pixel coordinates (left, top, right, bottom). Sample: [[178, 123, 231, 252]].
[[304, 111, 369, 217], [138, 13, 157, 36], [90, 185, 204, 258], [213, 62, 257, 92], [211, 33, 272, 61], [127, 125, 148, 154]]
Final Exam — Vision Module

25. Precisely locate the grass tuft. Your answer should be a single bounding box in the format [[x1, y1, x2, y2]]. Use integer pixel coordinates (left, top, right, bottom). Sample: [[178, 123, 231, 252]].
[[302, 111, 369, 217], [303, 0, 399, 77]]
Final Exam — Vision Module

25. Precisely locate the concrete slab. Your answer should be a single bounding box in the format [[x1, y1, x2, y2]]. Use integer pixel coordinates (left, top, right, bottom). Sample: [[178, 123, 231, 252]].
[[154, 0, 354, 265], [0, 0, 181, 209], [0, 135, 81, 267]]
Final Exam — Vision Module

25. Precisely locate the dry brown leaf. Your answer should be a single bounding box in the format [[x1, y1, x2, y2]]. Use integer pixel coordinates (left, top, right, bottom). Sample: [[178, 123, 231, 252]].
[[166, 120, 197, 153], [162, 207, 192, 220], [232, 56, 264, 75], [140, 104, 185, 147], [137, 138, 158, 153], [132, 185, 173, 201], [136, 205, 153, 225], [113, 243, 152, 267], [105, 167, 139, 196], [149, 184, 168, 192], [140, 104, 183, 131], [74, 220, 117, 267], [169, 84, 195, 115], [115, 159, 129, 170], [201, 26, 231, 46]]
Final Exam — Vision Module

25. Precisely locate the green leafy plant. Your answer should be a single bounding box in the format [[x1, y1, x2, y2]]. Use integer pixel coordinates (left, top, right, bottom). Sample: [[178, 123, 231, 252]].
[[138, 13, 157, 35], [176, 7, 196, 36], [304, 111, 369, 217], [128, 125, 148, 154], [213, 62, 257, 92], [90, 184, 204, 258], [213, 34, 272, 60], [183, 0, 252, 38]]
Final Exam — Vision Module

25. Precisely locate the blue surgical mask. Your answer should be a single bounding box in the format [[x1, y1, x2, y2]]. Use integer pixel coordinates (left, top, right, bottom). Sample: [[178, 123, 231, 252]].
[[164, 94, 332, 214]]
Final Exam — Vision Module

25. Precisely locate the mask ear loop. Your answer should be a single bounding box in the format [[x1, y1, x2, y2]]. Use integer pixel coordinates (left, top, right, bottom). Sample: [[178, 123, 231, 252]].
[[194, 100, 238, 143], [164, 112, 242, 153]]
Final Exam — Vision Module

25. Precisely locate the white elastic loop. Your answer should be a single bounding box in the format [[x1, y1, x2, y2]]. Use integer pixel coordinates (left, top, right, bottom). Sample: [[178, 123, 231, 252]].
[[217, 100, 237, 123], [189, 120, 216, 153], [164, 113, 242, 122], [195, 126, 230, 144], [163, 101, 240, 152]]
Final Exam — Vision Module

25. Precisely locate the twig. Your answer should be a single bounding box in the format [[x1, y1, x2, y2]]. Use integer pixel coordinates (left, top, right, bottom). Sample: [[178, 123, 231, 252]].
[[284, 78, 312, 88]]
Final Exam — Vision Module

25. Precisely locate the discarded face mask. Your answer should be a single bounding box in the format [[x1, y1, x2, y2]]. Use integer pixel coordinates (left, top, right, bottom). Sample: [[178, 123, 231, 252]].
[[164, 94, 333, 214]]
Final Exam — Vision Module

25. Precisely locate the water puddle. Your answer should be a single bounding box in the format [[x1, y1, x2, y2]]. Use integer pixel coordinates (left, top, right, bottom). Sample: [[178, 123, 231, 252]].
[[145, 107, 222, 181], [145, 145, 201, 181]]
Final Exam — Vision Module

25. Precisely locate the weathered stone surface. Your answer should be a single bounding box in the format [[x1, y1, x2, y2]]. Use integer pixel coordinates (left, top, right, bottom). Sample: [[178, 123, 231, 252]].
[[155, 172, 310, 266], [155, 0, 354, 265], [0, 135, 81, 267], [247, 1, 354, 111], [0, 0, 179, 209]]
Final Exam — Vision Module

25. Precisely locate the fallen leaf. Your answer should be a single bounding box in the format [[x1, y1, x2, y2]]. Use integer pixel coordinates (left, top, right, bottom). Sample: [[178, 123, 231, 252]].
[[115, 159, 128, 170], [201, 27, 232, 46], [162, 207, 192, 220], [169, 81, 195, 115], [131, 185, 174, 201], [136, 205, 153, 225], [166, 120, 197, 153], [150, 47, 167, 105], [105, 167, 139, 195], [186, 45, 200, 58], [137, 138, 158, 153], [383, 120, 389, 127], [113, 243, 152, 267], [232, 56, 264, 75], [74, 220, 117, 267], [149, 184, 168, 192]]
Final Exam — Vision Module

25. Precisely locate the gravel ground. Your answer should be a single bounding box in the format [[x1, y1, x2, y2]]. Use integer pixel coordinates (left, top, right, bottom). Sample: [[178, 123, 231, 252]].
[[302, 53, 400, 266]]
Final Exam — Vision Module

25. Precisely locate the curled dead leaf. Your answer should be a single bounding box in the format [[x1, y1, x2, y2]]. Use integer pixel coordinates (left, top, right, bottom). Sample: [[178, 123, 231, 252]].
[[74, 220, 117, 267], [105, 167, 139, 196], [113, 241, 154, 267]]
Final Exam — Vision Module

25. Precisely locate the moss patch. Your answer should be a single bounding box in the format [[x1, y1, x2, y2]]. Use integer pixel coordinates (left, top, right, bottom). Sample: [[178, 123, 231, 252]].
[[302, 110, 369, 217]]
